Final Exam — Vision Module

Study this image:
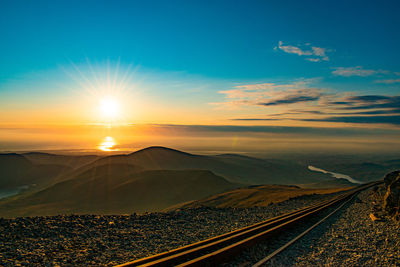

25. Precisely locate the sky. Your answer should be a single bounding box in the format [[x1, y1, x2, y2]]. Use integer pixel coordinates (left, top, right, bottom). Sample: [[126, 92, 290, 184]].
[[0, 0, 399, 153]]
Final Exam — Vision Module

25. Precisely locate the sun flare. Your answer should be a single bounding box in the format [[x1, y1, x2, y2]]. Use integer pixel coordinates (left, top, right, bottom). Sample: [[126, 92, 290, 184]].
[[99, 97, 119, 119]]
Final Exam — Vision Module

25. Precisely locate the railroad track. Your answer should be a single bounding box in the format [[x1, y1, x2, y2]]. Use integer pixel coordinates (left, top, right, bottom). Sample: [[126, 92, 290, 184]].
[[116, 181, 381, 267]]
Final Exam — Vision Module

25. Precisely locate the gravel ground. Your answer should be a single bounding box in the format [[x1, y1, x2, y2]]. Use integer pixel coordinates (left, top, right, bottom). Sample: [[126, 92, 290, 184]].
[[0, 192, 341, 266], [231, 186, 400, 267]]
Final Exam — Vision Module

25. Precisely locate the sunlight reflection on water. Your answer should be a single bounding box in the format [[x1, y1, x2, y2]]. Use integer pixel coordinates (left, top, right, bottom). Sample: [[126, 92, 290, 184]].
[[98, 136, 119, 151], [308, 165, 362, 184]]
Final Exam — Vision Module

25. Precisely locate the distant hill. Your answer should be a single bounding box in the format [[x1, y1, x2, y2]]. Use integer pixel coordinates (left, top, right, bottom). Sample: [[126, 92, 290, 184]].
[[23, 152, 99, 169], [0, 168, 238, 217], [0, 154, 31, 188], [168, 184, 350, 210], [85, 146, 332, 185], [1, 147, 338, 191], [0, 153, 72, 190], [0, 146, 356, 217]]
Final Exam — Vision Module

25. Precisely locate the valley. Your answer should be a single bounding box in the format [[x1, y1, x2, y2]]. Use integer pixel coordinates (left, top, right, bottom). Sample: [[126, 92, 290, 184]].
[[0, 146, 368, 218]]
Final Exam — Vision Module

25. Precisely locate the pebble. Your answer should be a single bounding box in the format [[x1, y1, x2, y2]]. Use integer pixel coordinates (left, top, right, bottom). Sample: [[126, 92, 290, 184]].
[[291, 188, 400, 266], [0, 192, 341, 266], [229, 187, 400, 266]]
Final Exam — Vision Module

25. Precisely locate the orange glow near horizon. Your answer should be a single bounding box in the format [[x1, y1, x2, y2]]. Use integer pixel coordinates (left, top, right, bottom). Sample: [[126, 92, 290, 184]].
[[0, 62, 398, 154]]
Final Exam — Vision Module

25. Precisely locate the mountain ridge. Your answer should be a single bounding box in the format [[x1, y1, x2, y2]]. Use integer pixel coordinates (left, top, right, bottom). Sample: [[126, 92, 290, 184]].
[[0, 169, 238, 217]]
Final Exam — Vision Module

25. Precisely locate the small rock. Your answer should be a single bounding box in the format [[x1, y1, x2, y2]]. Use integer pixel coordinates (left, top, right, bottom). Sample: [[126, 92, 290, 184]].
[[382, 170, 400, 217], [369, 213, 380, 222], [383, 170, 400, 188]]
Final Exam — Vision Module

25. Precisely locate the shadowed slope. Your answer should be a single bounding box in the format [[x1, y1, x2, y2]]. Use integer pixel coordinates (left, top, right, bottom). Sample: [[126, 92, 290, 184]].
[[23, 152, 99, 169], [0, 154, 31, 188], [0, 166, 238, 217], [0, 154, 72, 190]]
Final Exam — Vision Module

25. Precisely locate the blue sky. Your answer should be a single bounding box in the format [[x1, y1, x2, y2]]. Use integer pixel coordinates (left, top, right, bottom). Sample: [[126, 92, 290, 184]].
[[1, 0, 400, 82], [0, 0, 400, 152]]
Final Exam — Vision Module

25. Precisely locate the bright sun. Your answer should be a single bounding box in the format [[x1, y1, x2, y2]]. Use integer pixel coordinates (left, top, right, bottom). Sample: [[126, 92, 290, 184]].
[[99, 97, 119, 119]]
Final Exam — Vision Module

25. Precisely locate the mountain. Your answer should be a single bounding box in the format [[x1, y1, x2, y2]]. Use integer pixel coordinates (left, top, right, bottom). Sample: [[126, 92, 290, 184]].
[[0, 154, 32, 188], [168, 184, 349, 210], [83, 146, 332, 185], [22, 152, 99, 169], [0, 153, 72, 190], [0, 168, 238, 217], [1, 147, 336, 193], [0, 147, 350, 217]]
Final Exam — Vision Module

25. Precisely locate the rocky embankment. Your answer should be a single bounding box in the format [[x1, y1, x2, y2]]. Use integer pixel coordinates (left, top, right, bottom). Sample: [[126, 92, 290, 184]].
[[234, 171, 400, 266], [0, 192, 342, 266], [382, 170, 400, 220], [265, 187, 400, 266]]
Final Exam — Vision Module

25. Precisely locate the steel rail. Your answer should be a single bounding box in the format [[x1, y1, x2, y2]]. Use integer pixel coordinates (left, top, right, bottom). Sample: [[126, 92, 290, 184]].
[[116, 181, 380, 267], [253, 193, 357, 266], [117, 194, 343, 267]]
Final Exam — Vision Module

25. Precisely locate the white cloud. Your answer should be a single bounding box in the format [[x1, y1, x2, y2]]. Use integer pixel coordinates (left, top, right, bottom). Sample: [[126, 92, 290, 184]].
[[278, 41, 312, 56], [306, 58, 321, 62], [332, 66, 379, 77], [277, 41, 330, 62], [311, 47, 325, 56]]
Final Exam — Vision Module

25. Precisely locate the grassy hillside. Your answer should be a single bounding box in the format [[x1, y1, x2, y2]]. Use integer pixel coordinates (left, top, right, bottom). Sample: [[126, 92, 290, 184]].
[[0, 169, 238, 218], [169, 184, 350, 210], [296, 178, 356, 189]]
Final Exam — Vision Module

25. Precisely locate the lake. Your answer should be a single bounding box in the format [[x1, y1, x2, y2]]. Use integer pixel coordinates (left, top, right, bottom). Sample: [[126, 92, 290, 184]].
[[308, 165, 363, 184]]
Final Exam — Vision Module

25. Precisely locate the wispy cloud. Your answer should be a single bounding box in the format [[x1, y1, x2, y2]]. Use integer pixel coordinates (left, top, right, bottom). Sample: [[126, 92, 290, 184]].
[[301, 94, 400, 126], [332, 66, 387, 77], [149, 124, 400, 136], [329, 95, 400, 110], [301, 115, 400, 125], [265, 108, 400, 116], [215, 77, 400, 126], [305, 58, 323, 62], [277, 41, 313, 56], [374, 78, 400, 84], [232, 118, 279, 121], [214, 80, 324, 108], [277, 41, 330, 62], [258, 93, 321, 106], [233, 113, 400, 125]]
